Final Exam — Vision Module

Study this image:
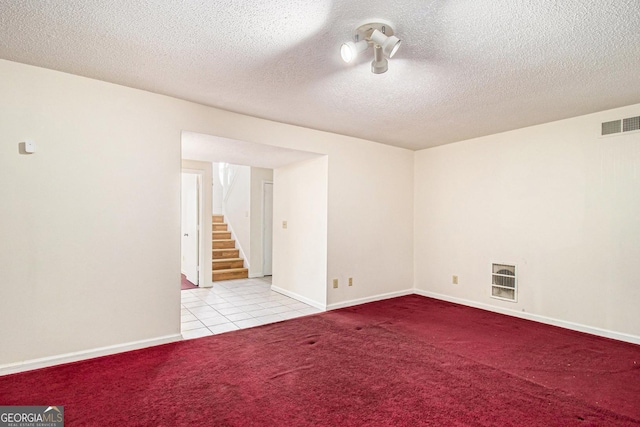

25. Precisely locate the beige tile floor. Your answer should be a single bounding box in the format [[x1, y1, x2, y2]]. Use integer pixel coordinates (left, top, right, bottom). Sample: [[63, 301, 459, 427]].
[[181, 277, 322, 339]]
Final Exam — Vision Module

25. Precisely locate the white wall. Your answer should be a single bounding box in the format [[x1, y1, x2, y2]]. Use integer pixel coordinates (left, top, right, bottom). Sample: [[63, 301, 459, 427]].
[[221, 165, 251, 265], [0, 60, 183, 368], [325, 139, 415, 308], [249, 167, 273, 278], [0, 59, 415, 370], [187, 108, 415, 310], [211, 162, 223, 214], [414, 103, 640, 340], [272, 157, 328, 308]]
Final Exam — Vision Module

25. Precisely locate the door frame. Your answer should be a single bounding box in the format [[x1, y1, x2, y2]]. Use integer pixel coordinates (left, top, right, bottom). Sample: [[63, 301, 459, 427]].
[[262, 180, 274, 276]]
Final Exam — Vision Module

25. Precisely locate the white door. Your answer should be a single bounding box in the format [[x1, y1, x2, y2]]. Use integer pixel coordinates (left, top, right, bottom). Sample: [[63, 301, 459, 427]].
[[263, 182, 273, 276], [181, 173, 200, 285]]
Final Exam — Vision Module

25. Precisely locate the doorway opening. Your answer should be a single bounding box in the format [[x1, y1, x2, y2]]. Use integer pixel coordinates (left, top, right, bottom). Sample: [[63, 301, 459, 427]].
[[180, 130, 328, 311]]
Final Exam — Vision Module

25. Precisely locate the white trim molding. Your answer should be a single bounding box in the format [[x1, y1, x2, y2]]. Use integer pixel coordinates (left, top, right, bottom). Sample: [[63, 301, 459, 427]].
[[0, 334, 182, 377], [414, 289, 640, 346], [226, 220, 249, 271], [327, 289, 414, 311], [271, 285, 326, 311]]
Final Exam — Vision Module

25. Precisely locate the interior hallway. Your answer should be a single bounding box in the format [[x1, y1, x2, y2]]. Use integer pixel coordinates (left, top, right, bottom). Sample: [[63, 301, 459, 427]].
[[180, 277, 321, 339]]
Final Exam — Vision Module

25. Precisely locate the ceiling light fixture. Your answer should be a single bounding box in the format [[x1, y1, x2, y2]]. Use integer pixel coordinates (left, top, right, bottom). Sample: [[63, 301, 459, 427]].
[[340, 21, 402, 74]]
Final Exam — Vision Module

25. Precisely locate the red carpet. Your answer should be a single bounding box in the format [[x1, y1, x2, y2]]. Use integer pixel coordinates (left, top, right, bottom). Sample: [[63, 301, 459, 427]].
[[1, 295, 638, 426], [180, 274, 197, 290]]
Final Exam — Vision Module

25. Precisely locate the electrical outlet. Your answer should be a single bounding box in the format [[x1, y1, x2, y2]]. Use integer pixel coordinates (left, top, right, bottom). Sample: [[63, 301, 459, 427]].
[[452, 275, 458, 285], [348, 277, 353, 286], [333, 279, 338, 288]]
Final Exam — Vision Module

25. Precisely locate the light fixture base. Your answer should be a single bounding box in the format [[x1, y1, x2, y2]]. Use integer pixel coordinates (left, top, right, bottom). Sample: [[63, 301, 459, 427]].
[[353, 21, 396, 43]]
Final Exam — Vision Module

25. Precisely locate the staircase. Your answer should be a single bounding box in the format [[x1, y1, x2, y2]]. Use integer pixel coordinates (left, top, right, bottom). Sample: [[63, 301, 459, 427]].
[[212, 215, 248, 281]]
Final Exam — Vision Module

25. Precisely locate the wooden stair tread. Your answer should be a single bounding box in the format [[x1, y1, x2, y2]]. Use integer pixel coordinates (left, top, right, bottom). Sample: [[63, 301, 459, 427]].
[[212, 249, 239, 259], [212, 267, 249, 281], [213, 239, 236, 249], [212, 234, 232, 240], [212, 257, 244, 270]]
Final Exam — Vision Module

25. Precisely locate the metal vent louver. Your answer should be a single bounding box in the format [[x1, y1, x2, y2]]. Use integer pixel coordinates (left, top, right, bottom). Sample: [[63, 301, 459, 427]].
[[602, 116, 640, 136], [602, 120, 621, 135], [491, 263, 517, 302], [623, 116, 640, 132]]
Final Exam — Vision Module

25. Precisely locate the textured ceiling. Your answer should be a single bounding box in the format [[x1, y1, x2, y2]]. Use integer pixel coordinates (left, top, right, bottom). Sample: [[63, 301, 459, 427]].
[[1, 1, 640, 150]]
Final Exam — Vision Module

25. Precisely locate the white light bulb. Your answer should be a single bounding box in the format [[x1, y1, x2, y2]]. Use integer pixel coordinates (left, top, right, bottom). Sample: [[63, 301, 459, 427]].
[[341, 43, 354, 63], [340, 40, 368, 63]]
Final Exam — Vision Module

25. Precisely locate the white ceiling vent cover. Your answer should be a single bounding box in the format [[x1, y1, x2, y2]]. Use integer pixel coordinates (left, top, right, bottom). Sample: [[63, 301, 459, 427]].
[[623, 116, 640, 132], [491, 263, 517, 302], [602, 116, 640, 136], [602, 120, 621, 135]]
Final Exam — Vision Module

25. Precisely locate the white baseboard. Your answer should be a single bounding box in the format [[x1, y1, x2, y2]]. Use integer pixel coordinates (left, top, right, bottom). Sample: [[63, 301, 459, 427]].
[[271, 285, 326, 310], [0, 334, 183, 376], [326, 289, 415, 311], [414, 289, 640, 346]]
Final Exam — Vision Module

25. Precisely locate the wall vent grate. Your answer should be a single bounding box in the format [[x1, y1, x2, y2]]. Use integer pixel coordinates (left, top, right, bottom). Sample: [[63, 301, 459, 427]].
[[491, 263, 517, 302], [623, 116, 640, 132], [602, 115, 640, 136], [602, 120, 621, 135]]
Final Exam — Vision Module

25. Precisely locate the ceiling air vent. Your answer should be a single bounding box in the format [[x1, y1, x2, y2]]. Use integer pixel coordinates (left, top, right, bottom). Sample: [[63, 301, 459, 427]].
[[601, 120, 621, 135], [602, 115, 640, 136], [623, 116, 640, 132]]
